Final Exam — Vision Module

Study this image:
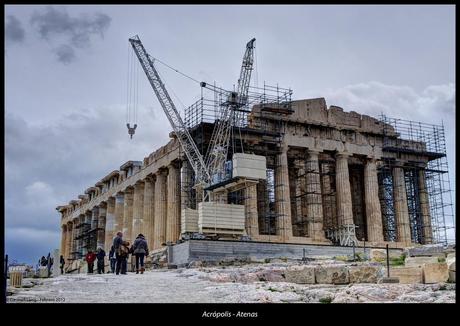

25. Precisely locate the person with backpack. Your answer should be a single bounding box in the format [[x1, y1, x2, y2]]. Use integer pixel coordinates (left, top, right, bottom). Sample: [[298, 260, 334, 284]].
[[96, 247, 106, 274], [85, 250, 97, 274], [132, 234, 149, 274], [113, 232, 129, 275]]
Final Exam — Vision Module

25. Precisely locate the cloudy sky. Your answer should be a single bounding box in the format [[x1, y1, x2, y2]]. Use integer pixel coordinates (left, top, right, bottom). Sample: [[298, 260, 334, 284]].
[[5, 5, 455, 264]]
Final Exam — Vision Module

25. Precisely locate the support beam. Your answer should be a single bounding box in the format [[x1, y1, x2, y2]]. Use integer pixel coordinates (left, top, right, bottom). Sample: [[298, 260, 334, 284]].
[[153, 170, 167, 249], [132, 181, 145, 241], [393, 165, 412, 244], [335, 152, 354, 225], [418, 169, 433, 244], [166, 164, 181, 243], [364, 158, 384, 242], [306, 150, 326, 241]]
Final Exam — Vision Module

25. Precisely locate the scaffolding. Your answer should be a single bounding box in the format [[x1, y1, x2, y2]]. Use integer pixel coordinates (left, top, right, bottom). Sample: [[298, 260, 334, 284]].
[[379, 114, 455, 245]]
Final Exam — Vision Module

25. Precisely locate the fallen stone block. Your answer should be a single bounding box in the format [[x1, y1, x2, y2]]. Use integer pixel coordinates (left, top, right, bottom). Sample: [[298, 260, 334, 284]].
[[378, 277, 400, 284], [405, 256, 439, 267], [448, 271, 455, 283], [256, 269, 285, 282], [390, 266, 423, 284], [348, 265, 384, 283], [38, 267, 49, 278], [315, 265, 349, 284], [285, 265, 315, 284], [446, 253, 455, 271], [423, 263, 449, 284], [405, 244, 445, 257], [370, 249, 402, 262]]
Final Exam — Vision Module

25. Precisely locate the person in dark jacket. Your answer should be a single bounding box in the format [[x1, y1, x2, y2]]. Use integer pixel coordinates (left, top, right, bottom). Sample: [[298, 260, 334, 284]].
[[85, 250, 97, 274], [96, 247, 106, 274], [40, 256, 47, 267], [132, 234, 149, 274], [108, 246, 116, 273], [60, 255, 65, 274], [113, 232, 128, 275]]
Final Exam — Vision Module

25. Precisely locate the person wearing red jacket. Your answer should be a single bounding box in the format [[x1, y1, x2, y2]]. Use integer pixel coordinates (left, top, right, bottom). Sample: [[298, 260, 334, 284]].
[[85, 250, 97, 274]]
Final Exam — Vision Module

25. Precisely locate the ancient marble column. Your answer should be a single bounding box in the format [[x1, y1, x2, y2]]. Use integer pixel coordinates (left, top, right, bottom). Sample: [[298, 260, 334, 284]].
[[114, 193, 124, 236], [275, 146, 293, 241], [244, 183, 259, 237], [393, 165, 412, 243], [181, 160, 194, 209], [104, 197, 116, 253], [61, 225, 67, 260], [364, 159, 384, 242], [418, 169, 433, 244], [132, 181, 145, 241], [82, 212, 92, 255], [66, 222, 73, 260], [143, 176, 155, 251], [97, 205, 106, 250], [335, 152, 354, 225], [166, 164, 181, 243], [320, 163, 336, 229], [154, 170, 167, 249], [306, 150, 326, 241], [123, 188, 134, 244]]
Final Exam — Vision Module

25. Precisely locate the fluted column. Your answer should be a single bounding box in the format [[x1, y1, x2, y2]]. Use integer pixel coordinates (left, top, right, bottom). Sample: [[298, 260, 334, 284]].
[[97, 205, 106, 250], [123, 188, 134, 244], [114, 193, 124, 236], [82, 211, 92, 256], [244, 183, 259, 237], [143, 176, 155, 251], [364, 159, 384, 242], [61, 225, 67, 260], [335, 152, 354, 225], [393, 165, 411, 243], [64, 222, 75, 260], [153, 170, 167, 249], [306, 150, 326, 241], [104, 197, 116, 253], [275, 146, 293, 241], [320, 163, 336, 229], [181, 160, 194, 209], [166, 164, 181, 243], [418, 169, 432, 244], [132, 181, 145, 241]]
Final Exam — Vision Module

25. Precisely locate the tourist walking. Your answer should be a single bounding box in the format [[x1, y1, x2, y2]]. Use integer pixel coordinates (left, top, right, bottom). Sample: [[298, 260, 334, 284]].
[[60, 255, 65, 274], [96, 247, 106, 274], [109, 246, 116, 273], [85, 250, 96, 274], [40, 256, 47, 267], [113, 232, 129, 275], [132, 234, 149, 274]]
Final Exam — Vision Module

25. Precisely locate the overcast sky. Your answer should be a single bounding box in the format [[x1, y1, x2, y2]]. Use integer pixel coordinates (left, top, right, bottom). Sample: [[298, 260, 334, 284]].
[[5, 5, 455, 265]]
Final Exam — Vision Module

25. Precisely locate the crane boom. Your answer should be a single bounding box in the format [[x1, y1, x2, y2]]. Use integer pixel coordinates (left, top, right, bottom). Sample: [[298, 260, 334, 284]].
[[129, 35, 211, 184], [205, 38, 256, 183]]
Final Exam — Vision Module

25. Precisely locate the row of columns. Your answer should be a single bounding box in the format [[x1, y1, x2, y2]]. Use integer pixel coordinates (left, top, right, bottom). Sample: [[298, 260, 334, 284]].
[[272, 147, 430, 244], [60, 163, 181, 261]]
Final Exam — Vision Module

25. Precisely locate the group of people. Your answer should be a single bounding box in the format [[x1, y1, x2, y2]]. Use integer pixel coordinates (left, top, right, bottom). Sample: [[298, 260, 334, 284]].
[[84, 232, 149, 275]]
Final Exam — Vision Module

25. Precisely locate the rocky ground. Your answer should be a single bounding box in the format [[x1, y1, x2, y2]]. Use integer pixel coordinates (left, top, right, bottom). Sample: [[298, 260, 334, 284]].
[[7, 261, 455, 303]]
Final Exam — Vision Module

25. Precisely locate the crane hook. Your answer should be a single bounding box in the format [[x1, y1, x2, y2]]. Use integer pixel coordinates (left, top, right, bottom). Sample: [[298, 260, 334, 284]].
[[127, 123, 137, 139]]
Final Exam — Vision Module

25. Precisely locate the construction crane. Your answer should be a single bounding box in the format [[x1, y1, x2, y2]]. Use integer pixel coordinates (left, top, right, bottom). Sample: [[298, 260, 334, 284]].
[[129, 35, 210, 185], [129, 35, 256, 195]]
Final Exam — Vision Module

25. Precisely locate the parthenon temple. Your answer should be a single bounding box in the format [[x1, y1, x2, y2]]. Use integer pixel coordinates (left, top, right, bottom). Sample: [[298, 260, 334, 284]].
[[57, 97, 451, 267]]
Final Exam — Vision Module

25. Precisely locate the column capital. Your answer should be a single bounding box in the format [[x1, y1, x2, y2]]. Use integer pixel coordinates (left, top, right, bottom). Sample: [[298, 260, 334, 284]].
[[307, 148, 322, 156], [393, 160, 406, 168], [336, 151, 351, 159]]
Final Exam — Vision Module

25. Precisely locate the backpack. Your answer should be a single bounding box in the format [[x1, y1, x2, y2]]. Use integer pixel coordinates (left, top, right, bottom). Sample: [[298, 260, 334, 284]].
[[118, 244, 129, 257]]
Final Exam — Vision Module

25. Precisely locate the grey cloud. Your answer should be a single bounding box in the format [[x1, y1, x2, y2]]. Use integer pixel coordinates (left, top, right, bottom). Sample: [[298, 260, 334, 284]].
[[54, 44, 76, 64], [29, 6, 111, 63], [6, 15, 25, 44]]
